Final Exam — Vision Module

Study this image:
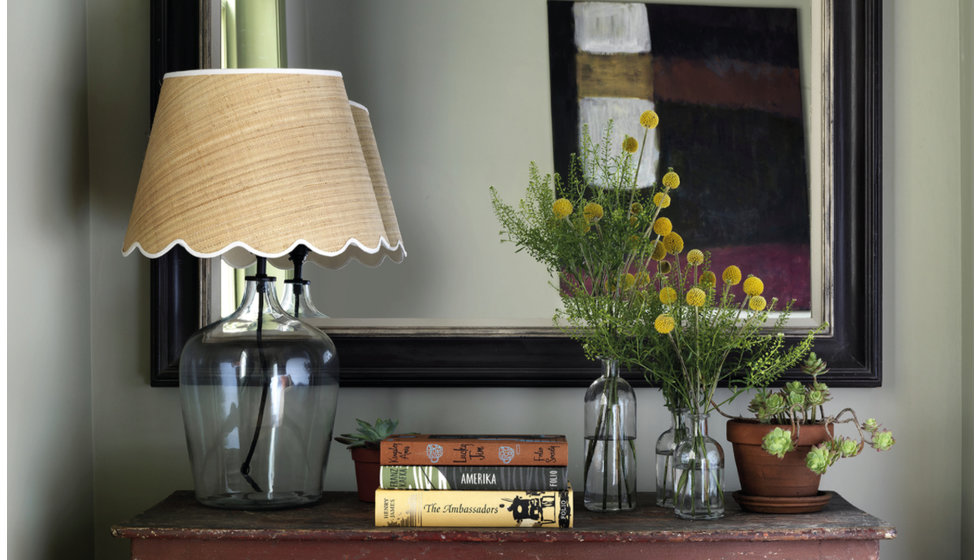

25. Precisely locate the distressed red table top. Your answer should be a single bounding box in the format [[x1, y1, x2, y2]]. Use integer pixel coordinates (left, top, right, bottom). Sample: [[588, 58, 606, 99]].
[[112, 491, 895, 545]]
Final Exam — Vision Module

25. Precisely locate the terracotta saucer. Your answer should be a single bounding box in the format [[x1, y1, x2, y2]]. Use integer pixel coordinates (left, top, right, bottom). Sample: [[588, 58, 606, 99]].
[[732, 491, 831, 514]]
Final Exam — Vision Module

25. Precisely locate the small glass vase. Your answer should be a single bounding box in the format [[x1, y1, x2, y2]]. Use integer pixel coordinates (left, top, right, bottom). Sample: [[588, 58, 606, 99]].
[[673, 412, 725, 519], [655, 407, 690, 507], [583, 358, 637, 512]]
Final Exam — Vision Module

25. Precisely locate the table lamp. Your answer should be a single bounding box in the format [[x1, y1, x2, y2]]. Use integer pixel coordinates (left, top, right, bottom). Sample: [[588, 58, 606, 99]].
[[278, 101, 403, 318], [123, 68, 405, 509]]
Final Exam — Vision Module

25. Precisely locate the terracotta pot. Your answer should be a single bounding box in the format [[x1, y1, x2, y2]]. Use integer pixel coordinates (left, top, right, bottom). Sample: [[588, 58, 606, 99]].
[[726, 419, 833, 497], [350, 447, 380, 503]]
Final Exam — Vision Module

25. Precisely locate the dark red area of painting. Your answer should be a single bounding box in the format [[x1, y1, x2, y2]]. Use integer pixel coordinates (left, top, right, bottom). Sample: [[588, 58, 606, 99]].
[[558, 243, 811, 311], [651, 57, 803, 119], [696, 243, 811, 310]]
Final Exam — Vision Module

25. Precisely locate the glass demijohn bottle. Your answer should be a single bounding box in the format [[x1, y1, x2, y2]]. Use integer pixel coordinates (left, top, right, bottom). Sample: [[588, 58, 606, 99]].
[[180, 273, 340, 509]]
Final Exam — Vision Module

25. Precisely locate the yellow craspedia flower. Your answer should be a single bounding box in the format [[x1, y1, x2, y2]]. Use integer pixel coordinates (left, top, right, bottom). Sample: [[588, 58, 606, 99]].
[[552, 198, 573, 219], [640, 110, 660, 129], [651, 240, 667, 261], [659, 286, 678, 304], [749, 295, 767, 311], [654, 314, 675, 334], [699, 270, 717, 287], [653, 192, 671, 209], [722, 265, 742, 285], [662, 168, 681, 189], [743, 276, 764, 296], [583, 202, 604, 222], [687, 249, 704, 266], [635, 270, 651, 287], [662, 232, 684, 255], [623, 136, 639, 153], [686, 287, 707, 307], [630, 202, 643, 215], [620, 272, 636, 290], [659, 261, 672, 274], [653, 217, 672, 236]]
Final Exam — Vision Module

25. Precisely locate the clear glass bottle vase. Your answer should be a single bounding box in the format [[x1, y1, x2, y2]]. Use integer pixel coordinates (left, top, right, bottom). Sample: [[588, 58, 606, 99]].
[[583, 358, 637, 512], [673, 412, 725, 519], [655, 407, 690, 507], [180, 274, 340, 509]]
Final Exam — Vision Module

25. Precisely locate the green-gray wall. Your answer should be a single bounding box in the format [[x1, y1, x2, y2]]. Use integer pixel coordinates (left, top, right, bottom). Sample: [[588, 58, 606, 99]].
[[5, 1, 972, 559], [8, 1, 93, 558]]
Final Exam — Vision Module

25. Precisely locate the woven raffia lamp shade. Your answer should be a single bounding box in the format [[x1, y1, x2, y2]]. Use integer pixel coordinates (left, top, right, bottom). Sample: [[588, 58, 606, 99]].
[[280, 100, 404, 317], [122, 69, 404, 509], [123, 69, 405, 268]]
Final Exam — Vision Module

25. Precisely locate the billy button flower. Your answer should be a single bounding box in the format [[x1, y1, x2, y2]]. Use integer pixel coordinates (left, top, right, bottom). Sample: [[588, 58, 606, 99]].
[[699, 270, 717, 287], [748, 295, 767, 312], [722, 265, 742, 286], [635, 270, 651, 288], [662, 168, 680, 189], [640, 110, 660, 129], [620, 272, 636, 291], [552, 198, 573, 219], [622, 136, 639, 153], [653, 217, 672, 236], [662, 231, 684, 255], [629, 202, 643, 226], [743, 275, 764, 296], [687, 249, 704, 266], [653, 191, 670, 208], [659, 261, 672, 275], [650, 240, 667, 261], [686, 287, 707, 307], [659, 286, 678, 304], [583, 202, 604, 222], [654, 314, 675, 334]]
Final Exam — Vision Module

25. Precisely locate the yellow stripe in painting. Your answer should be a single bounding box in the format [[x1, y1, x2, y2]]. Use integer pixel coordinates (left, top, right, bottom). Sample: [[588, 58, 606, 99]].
[[576, 52, 654, 100]]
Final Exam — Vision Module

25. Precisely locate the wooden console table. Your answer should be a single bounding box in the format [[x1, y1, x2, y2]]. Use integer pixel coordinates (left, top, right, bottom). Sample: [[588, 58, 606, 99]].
[[113, 491, 895, 559]]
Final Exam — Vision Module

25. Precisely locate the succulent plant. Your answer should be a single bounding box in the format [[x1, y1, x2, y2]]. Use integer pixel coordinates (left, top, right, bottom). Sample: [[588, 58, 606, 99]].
[[744, 352, 894, 474], [334, 418, 399, 450]]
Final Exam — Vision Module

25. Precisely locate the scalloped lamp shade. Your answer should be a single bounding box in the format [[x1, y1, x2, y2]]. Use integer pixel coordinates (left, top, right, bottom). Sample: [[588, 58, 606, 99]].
[[122, 68, 406, 269]]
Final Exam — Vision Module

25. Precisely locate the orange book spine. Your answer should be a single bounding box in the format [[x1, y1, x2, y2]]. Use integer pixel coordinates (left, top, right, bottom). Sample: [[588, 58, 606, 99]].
[[379, 435, 568, 466]]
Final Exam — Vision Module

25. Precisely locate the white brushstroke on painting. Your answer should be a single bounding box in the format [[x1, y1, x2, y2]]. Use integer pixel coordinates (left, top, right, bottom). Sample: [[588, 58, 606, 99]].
[[579, 97, 659, 189], [573, 3, 651, 54]]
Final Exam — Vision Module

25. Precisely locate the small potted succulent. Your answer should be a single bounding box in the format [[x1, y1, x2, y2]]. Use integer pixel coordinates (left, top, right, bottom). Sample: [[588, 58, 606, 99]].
[[334, 418, 399, 502], [726, 352, 895, 513]]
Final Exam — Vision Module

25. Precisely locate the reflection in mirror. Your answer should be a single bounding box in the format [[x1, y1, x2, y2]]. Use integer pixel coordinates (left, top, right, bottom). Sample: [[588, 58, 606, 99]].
[[208, 0, 828, 337]]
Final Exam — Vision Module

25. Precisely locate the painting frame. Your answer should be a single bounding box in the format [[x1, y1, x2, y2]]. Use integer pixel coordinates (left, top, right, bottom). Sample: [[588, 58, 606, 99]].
[[147, 0, 880, 388]]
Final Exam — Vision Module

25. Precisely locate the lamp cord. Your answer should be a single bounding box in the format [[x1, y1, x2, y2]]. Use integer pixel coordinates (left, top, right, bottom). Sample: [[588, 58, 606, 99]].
[[241, 257, 271, 494]]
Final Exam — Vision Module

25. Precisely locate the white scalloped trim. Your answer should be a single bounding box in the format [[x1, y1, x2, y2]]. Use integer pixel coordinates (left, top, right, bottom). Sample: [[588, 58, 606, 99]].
[[123, 237, 406, 269]]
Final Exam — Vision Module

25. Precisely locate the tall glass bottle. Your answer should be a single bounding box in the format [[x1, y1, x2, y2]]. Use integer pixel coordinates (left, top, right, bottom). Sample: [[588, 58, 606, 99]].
[[655, 407, 690, 507], [583, 358, 637, 512], [673, 412, 725, 519], [180, 273, 340, 509]]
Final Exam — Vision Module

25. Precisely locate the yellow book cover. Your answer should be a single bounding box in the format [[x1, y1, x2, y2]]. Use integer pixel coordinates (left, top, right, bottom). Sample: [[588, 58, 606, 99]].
[[375, 485, 573, 528]]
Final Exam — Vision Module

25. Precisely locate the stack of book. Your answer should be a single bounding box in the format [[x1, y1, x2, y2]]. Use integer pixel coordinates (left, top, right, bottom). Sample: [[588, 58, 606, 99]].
[[374, 434, 573, 528]]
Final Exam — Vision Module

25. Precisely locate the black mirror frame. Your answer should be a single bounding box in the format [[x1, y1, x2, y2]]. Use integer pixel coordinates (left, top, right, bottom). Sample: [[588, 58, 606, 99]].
[[147, 0, 880, 388]]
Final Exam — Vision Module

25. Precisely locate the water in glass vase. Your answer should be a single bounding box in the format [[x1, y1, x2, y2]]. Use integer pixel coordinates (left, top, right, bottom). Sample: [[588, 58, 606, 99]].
[[583, 434, 637, 512], [672, 413, 725, 520]]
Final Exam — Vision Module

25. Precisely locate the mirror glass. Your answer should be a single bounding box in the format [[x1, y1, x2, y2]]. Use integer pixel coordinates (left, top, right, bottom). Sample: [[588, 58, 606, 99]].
[[209, 0, 828, 335]]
